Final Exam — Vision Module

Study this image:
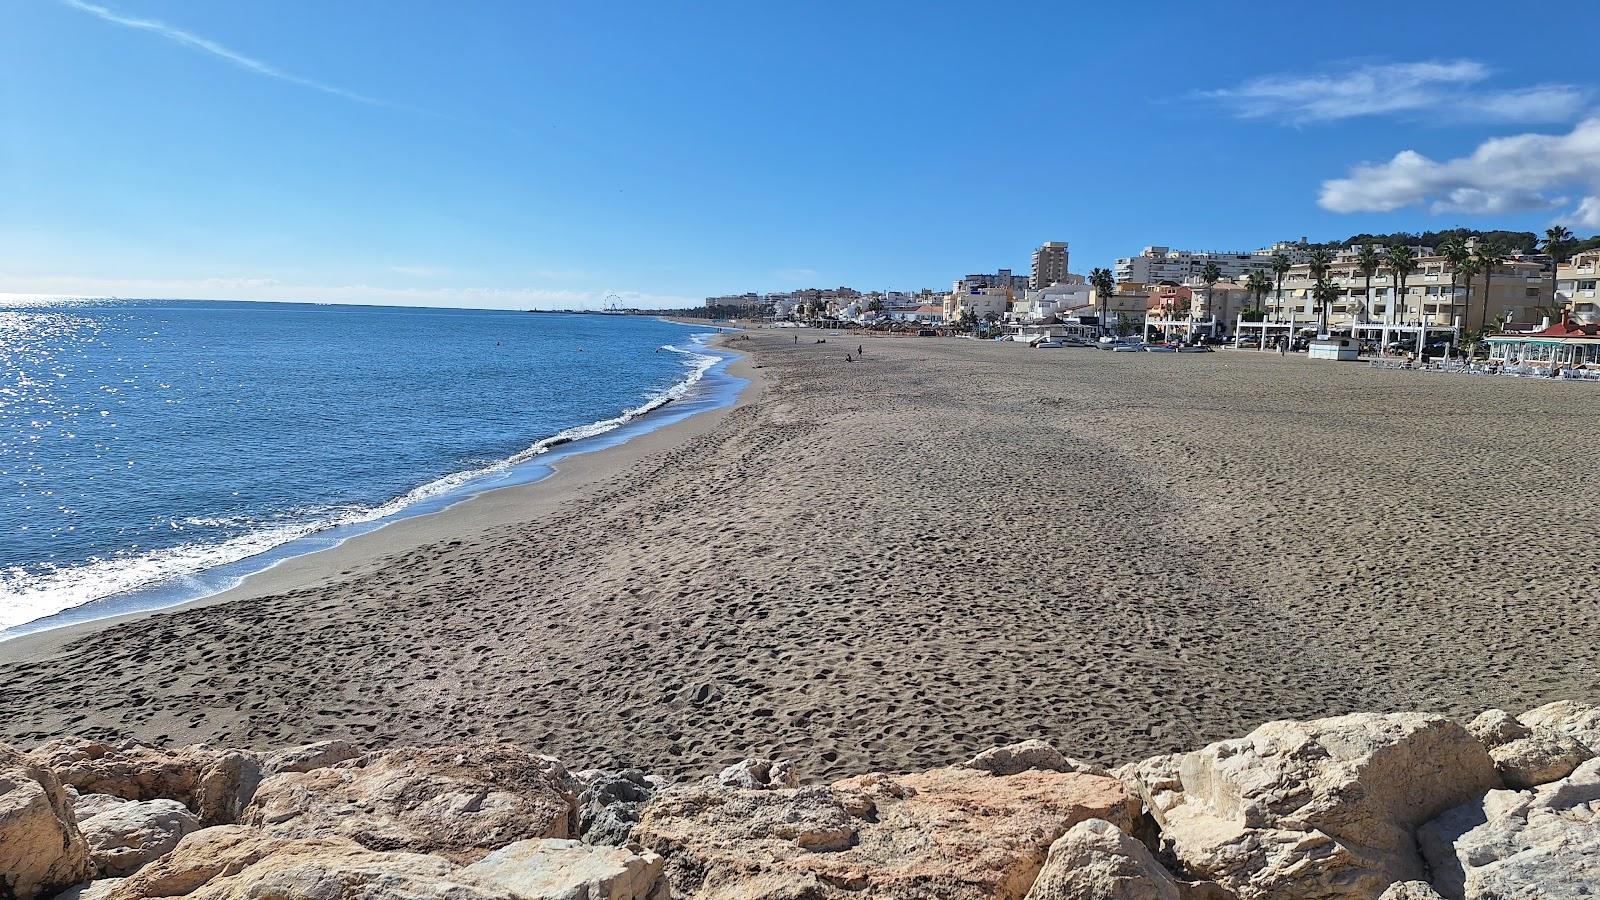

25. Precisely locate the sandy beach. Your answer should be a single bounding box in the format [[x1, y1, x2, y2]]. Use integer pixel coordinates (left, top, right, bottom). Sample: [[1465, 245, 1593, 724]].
[[2, 331, 1596, 782]]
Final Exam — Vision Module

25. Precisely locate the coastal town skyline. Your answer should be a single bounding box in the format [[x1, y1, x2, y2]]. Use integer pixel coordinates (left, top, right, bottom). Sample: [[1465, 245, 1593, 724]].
[[9, 1, 1600, 308]]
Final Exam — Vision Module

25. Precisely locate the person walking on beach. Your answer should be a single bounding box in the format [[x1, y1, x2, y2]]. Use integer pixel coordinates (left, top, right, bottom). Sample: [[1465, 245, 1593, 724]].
[[1278, 339, 1286, 357], [857, 344, 863, 356]]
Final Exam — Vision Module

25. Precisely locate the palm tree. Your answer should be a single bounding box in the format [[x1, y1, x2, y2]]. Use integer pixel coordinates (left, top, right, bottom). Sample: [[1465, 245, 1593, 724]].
[[1384, 245, 1418, 328], [1199, 261, 1222, 327], [1438, 237, 1469, 334], [1542, 225, 1574, 313], [1354, 244, 1382, 325], [1313, 279, 1342, 338], [1089, 267, 1115, 334], [1270, 252, 1292, 319], [1471, 239, 1507, 331], [1244, 271, 1271, 312], [1306, 248, 1335, 335]]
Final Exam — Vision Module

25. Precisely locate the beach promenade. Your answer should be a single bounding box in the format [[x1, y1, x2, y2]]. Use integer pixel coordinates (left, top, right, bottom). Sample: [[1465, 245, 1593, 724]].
[[1, 331, 1596, 781]]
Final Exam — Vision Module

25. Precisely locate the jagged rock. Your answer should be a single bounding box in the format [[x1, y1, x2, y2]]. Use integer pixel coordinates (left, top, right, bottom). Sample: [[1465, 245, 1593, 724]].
[[460, 838, 664, 900], [57, 878, 125, 900], [262, 739, 360, 775], [94, 825, 510, 900], [1111, 754, 1185, 827], [1419, 757, 1600, 899], [240, 743, 577, 864], [637, 761, 1137, 900], [576, 769, 657, 846], [30, 739, 261, 826], [0, 743, 93, 900], [1022, 818, 1182, 900], [1157, 713, 1499, 899], [713, 758, 799, 790], [1377, 882, 1444, 900], [78, 798, 201, 877], [1464, 710, 1528, 748], [1518, 700, 1600, 753], [71, 790, 132, 821], [1487, 729, 1590, 790], [964, 740, 1110, 778]]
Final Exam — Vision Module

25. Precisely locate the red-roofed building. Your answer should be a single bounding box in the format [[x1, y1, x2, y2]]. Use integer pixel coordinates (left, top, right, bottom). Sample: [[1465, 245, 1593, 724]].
[[1486, 314, 1600, 370]]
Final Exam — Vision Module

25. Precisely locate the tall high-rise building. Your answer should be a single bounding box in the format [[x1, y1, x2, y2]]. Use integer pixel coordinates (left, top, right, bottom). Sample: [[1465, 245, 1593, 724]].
[[1030, 241, 1070, 289]]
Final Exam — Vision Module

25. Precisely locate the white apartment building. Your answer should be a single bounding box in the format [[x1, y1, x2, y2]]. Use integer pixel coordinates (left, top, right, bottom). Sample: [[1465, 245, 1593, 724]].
[[1015, 282, 1093, 321], [1113, 247, 1269, 284], [953, 269, 1030, 294], [945, 287, 1012, 323], [1030, 242, 1070, 289], [1555, 249, 1600, 324], [1270, 245, 1548, 330]]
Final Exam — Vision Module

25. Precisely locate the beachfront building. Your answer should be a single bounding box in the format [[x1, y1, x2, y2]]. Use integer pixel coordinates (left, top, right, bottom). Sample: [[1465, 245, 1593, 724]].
[[1269, 243, 1551, 334], [1555, 249, 1600, 324], [954, 269, 1031, 294], [1030, 242, 1070, 290], [1087, 283, 1152, 334], [1115, 246, 1281, 285], [1143, 280, 1254, 340], [1014, 280, 1093, 322], [945, 287, 1011, 323], [1486, 314, 1600, 371]]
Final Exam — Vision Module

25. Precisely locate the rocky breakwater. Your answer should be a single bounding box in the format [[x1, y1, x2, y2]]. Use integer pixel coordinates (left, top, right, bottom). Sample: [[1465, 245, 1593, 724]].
[[2, 703, 1597, 900]]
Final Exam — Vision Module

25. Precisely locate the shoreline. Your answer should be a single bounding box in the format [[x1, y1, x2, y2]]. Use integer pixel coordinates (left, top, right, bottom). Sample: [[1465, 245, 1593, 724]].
[[1, 331, 1593, 781], [0, 337, 765, 664]]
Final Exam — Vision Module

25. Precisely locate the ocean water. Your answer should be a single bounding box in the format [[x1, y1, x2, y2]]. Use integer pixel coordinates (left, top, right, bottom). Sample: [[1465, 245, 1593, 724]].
[[0, 300, 734, 635]]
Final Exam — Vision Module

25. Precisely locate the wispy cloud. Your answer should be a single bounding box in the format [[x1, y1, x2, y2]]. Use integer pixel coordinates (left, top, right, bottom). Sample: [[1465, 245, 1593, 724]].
[[1202, 60, 1590, 124], [1318, 117, 1600, 225], [61, 0, 397, 109]]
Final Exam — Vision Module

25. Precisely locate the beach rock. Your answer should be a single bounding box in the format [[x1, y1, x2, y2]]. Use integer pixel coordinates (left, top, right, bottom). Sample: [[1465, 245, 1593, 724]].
[[964, 740, 1109, 778], [1022, 818, 1182, 900], [1487, 729, 1590, 789], [241, 743, 578, 863], [575, 768, 657, 846], [460, 838, 664, 900], [94, 824, 510, 900], [71, 789, 133, 821], [1418, 757, 1600, 899], [57, 878, 125, 900], [262, 739, 361, 775], [712, 757, 799, 790], [1377, 882, 1444, 900], [1112, 754, 1185, 826], [77, 797, 201, 877], [637, 761, 1137, 900], [1157, 713, 1499, 899], [30, 739, 262, 826], [1464, 709, 1528, 748], [0, 743, 93, 900], [1518, 699, 1600, 753]]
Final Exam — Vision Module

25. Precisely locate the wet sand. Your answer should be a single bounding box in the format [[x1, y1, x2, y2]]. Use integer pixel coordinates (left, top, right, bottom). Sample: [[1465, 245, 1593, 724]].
[[2, 332, 1596, 781]]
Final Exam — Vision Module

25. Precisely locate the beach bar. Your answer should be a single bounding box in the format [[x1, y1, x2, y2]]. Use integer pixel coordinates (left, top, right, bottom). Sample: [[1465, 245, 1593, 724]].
[[1487, 315, 1600, 373]]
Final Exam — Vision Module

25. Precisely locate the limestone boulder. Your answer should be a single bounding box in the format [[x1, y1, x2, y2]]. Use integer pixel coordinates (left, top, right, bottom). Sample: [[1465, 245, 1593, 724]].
[[78, 798, 201, 877], [93, 825, 511, 900], [0, 743, 93, 900], [1377, 882, 1444, 900], [1464, 710, 1528, 748], [240, 743, 577, 863], [1487, 730, 1590, 790], [1418, 757, 1600, 899], [713, 758, 799, 790], [964, 740, 1110, 778], [262, 739, 361, 776], [1022, 818, 1182, 900], [636, 761, 1138, 900], [575, 768, 658, 846], [1518, 700, 1600, 754], [1112, 754, 1185, 827], [30, 739, 261, 826], [460, 838, 664, 900], [1157, 713, 1499, 899], [71, 790, 132, 821]]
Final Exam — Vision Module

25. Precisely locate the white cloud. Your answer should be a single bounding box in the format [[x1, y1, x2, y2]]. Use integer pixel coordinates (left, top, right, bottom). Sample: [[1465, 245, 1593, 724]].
[[62, 0, 397, 109], [1319, 117, 1600, 224], [1203, 60, 1590, 124]]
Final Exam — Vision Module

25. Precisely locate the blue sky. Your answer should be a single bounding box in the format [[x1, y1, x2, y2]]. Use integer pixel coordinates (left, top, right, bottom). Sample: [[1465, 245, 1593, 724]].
[[5, 0, 1599, 309]]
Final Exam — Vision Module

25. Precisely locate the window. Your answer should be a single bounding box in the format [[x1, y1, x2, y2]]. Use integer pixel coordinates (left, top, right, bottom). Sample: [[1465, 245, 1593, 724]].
[[1527, 288, 1540, 298], [1580, 280, 1597, 290]]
